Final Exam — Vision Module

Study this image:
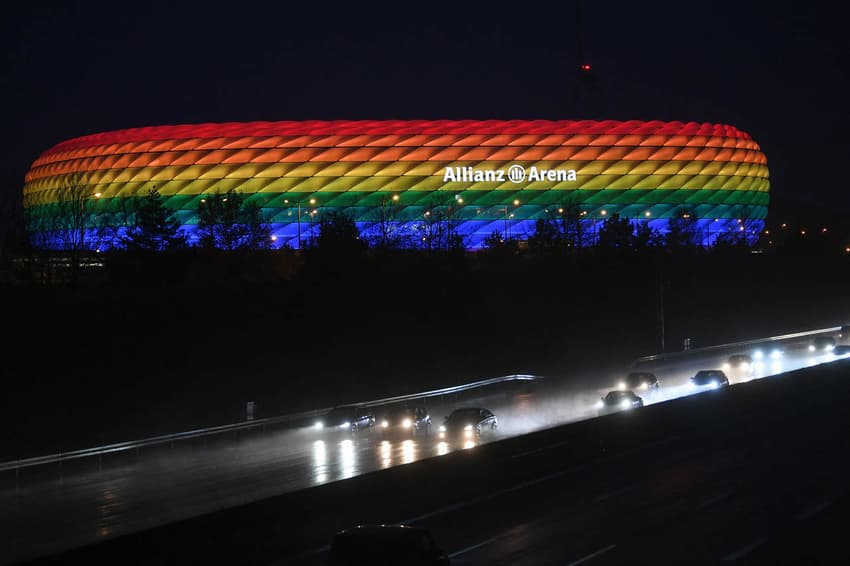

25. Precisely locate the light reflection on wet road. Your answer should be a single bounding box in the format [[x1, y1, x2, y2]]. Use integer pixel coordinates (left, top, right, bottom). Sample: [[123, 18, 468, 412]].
[[0, 339, 846, 566]]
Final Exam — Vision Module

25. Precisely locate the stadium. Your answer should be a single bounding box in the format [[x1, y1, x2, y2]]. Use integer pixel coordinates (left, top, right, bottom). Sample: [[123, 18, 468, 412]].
[[22, 119, 770, 249]]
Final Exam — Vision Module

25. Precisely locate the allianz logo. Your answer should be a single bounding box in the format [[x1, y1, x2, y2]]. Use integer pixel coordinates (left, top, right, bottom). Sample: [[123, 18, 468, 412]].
[[442, 164, 578, 184]]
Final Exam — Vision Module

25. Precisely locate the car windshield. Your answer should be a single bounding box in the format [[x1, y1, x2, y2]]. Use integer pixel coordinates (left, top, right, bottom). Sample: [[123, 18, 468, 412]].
[[383, 407, 417, 419], [693, 371, 722, 383], [326, 407, 355, 419], [446, 409, 482, 422], [626, 373, 653, 385], [604, 391, 631, 402]]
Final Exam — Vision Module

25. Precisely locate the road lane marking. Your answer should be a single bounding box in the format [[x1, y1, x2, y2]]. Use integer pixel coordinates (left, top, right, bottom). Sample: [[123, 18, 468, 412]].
[[565, 544, 616, 566], [291, 434, 684, 562], [797, 499, 832, 521], [511, 440, 571, 459], [448, 536, 499, 558], [593, 485, 633, 503], [401, 434, 684, 525], [696, 490, 735, 510], [722, 537, 767, 561]]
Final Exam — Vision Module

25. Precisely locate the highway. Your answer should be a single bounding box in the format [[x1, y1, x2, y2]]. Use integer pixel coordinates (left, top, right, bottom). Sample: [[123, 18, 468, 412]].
[[286, 354, 850, 566], [1, 327, 847, 565]]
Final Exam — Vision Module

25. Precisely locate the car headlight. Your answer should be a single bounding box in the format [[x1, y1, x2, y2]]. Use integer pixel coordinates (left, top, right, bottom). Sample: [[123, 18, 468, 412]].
[[340, 421, 350, 429], [753, 350, 763, 360], [809, 345, 816, 352], [709, 381, 718, 389], [439, 425, 446, 433], [381, 420, 389, 428], [464, 424, 473, 431], [771, 349, 783, 358], [639, 382, 648, 390], [826, 344, 835, 351], [722, 363, 730, 370], [464, 429, 473, 438], [617, 381, 626, 390], [619, 400, 631, 409], [595, 401, 604, 409], [740, 362, 750, 370], [315, 421, 324, 429], [402, 418, 411, 428]]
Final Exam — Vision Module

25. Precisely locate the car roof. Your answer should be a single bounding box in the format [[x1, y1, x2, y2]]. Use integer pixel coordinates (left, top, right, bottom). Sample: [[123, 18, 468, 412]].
[[384, 405, 423, 413], [447, 407, 488, 417], [334, 524, 428, 538]]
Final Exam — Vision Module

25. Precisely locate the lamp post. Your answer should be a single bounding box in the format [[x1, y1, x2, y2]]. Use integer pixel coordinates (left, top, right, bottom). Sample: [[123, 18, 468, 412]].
[[503, 199, 520, 240], [285, 197, 316, 249]]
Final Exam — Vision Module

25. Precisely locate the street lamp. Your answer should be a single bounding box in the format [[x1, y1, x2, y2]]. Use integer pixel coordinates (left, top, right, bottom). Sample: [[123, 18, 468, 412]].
[[284, 197, 317, 249], [502, 199, 521, 240]]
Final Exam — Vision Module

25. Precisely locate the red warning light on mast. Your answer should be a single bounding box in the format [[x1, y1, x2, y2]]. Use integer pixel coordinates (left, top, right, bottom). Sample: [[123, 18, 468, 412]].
[[580, 63, 591, 72]]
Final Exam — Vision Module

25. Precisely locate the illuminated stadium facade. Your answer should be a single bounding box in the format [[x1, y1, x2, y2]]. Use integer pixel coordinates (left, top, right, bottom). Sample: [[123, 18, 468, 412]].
[[23, 120, 769, 249]]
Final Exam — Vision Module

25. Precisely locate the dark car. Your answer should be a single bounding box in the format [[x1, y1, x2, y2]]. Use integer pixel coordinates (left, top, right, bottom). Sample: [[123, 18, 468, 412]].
[[810, 336, 836, 353], [438, 408, 497, 439], [723, 354, 754, 380], [690, 369, 730, 389], [833, 345, 850, 356], [379, 405, 432, 436], [622, 372, 660, 391], [315, 406, 375, 432], [328, 524, 450, 566], [596, 390, 644, 416]]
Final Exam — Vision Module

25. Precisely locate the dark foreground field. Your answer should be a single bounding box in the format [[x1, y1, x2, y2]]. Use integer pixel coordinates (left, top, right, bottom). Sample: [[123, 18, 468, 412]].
[[2, 250, 849, 459]]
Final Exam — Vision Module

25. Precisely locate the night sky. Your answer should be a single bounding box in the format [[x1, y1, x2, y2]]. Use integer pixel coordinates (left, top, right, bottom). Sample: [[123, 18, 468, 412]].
[[2, 0, 848, 235]]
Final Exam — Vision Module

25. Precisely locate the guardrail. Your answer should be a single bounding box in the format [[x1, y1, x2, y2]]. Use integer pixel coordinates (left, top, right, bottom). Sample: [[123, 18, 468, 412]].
[[634, 325, 842, 364], [0, 373, 542, 474]]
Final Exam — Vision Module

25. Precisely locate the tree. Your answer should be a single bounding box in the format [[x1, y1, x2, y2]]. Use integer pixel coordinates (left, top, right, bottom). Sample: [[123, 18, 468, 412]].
[[122, 189, 187, 251], [482, 230, 520, 256], [633, 220, 663, 251], [316, 210, 365, 255], [552, 199, 588, 248], [415, 198, 465, 251], [196, 190, 271, 250], [54, 180, 90, 253], [367, 194, 407, 249], [597, 213, 633, 249], [527, 217, 561, 252], [664, 209, 700, 249]]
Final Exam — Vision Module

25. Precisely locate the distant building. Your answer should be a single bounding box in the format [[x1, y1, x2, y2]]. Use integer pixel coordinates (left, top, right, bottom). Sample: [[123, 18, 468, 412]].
[[23, 120, 769, 249]]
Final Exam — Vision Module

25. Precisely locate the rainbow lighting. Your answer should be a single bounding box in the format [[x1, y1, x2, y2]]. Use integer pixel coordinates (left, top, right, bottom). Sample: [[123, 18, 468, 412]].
[[23, 120, 769, 249]]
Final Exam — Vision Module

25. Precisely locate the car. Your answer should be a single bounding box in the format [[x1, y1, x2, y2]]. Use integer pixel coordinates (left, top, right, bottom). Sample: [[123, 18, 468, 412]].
[[438, 408, 497, 440], [620, 372, 660, 392], [328, 524, 450, 566], [595, 390, 644, 416], [379, 405, 432, 436], [722, 354, 754, 379], [838, 325, 850, 341], [690, 369, 730, 389], [315, 406, 375, 432], [809, 336, 836, 353], [752, 347, 784, 360], [833, 345, 850, 356]]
